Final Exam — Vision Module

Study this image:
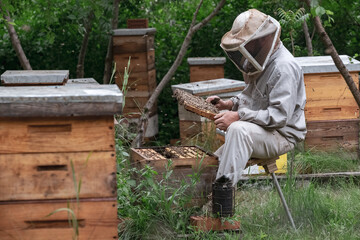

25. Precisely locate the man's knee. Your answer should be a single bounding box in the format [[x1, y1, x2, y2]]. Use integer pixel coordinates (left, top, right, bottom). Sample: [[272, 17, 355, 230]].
[[227, 121, 252, 135]]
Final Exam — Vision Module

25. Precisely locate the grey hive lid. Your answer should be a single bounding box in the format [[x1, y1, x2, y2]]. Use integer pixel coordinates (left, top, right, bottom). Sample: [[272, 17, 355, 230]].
[[295, 55, 360, 74], [66, 78, 99, 85], [0, 84, 123, 117], [171, 78, 246, 96], [112, 28, 156, 36], [1, 70, 69, 86], [187, 57, 226, 65]]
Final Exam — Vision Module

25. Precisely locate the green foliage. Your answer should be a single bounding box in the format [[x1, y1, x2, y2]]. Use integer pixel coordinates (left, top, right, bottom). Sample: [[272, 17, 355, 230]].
[[277, 7, 308, 55]]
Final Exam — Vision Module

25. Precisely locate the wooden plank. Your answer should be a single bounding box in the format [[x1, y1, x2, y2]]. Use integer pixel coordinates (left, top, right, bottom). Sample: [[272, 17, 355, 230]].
[[305, 100, 359, 120], [305, 119, 359, 151], [114, 50, 155, 73], [304, 72, 359, 101], [113, 35, 154, 53], [0, 151, 116, 201], [0, 199, 118, 240], [238, 171, 360, 182], [0, 116, 115, 154], [1, 102, 123, 117], [116, 69, 156, 92], [190, 65, 224, 83]]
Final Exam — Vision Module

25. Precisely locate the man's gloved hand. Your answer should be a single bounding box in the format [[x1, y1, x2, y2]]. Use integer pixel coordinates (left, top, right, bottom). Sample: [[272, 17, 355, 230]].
[[206, 96, 233, 111], [214, 111, 240, 131]]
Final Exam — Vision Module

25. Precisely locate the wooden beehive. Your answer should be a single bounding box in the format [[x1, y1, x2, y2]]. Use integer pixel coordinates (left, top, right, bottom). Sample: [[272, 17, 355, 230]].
[[305, 119, 360, 152], [113, 28, 158, 137], [296, 55, 360, 121], [188, 57, 226, 82], [127, 18, 149, 29], [295, 55, 360, 152], [171, 78, 245, 145], [130, 146, 218, 201], [0, 73, 122, 239]]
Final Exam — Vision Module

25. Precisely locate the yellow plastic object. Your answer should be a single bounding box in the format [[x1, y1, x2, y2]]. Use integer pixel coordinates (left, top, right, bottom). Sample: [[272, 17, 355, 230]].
[[243, 153, 287, 175]]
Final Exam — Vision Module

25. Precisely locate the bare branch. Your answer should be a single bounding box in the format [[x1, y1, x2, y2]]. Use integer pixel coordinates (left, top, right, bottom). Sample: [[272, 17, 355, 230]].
[[103, 0, 120, 84], [191, 0, 204, 28], [0, 1, 32, 70], [303, 0, 360, 107], [132, 0, 226, 147], [302, 18, 313, 56], [193, 0, 226, 32], [76, 11, 95, 78]]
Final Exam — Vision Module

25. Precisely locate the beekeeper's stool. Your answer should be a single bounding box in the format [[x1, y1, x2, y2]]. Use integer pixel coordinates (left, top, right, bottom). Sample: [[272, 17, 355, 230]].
[[246, 157, 296, 229]]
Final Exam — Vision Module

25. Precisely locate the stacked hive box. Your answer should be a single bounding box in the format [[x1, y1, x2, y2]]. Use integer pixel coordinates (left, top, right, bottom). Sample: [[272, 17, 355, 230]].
[[127, 18, 148, 29], [113, 28, 158, 138], [188, 57, 226, 82], [171, 78, 245, 147], [0, 71, 122, 239], [295, 55, 360, 153]]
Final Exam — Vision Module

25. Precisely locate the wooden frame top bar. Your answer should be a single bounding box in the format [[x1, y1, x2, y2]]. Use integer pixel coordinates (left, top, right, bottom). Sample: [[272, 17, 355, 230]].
[[295, 55, 360, 74]]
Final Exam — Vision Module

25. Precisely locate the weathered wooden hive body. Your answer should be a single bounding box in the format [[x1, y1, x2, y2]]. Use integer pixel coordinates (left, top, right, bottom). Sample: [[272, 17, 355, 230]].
[[112, 28, 158, 138], [0, 70, 122, 239], [295, 55, 360, 152], [188, 57, 226, 83]]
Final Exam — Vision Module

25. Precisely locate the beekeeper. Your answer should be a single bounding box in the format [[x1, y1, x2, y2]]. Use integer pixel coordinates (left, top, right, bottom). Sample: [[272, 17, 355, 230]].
[[207, 9, 307, 186]]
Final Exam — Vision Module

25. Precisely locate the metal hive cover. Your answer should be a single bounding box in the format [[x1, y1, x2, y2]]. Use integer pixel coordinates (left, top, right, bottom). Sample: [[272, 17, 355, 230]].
[[171, 78, 246, 95], [295, 55, 360, 74], [1, 70, 69, 86]]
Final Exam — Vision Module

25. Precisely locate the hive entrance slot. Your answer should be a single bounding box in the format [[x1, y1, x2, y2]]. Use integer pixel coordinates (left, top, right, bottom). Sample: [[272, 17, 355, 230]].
[[28, 124, 72, 133], [37, 165, 68, 171], [321, 136, 344, 141], [25, 219, 85, 229]]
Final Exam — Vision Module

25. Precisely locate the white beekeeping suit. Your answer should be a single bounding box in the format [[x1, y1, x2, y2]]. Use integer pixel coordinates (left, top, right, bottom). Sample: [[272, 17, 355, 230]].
[[213, 9, 307, 186]]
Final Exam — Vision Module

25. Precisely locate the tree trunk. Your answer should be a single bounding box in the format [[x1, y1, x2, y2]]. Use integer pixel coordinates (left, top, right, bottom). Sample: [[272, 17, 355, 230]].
[[76, 11, 95, 78], [290, 30, 295, 56], [103, 0, 120, 84], [0, 2, 32, 70], [304, 0, 360, 107], [132, 0, 226, 147], [302, 18, 313, 56]]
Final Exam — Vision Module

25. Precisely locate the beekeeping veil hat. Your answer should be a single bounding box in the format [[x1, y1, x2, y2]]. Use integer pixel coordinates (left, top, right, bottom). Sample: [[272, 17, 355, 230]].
[[221, 9, 281, 75]]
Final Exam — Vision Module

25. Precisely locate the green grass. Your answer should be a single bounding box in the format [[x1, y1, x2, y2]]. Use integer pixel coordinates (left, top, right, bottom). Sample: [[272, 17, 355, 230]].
[[292, 149, 359, 174], [237, 178, 360, 239]]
